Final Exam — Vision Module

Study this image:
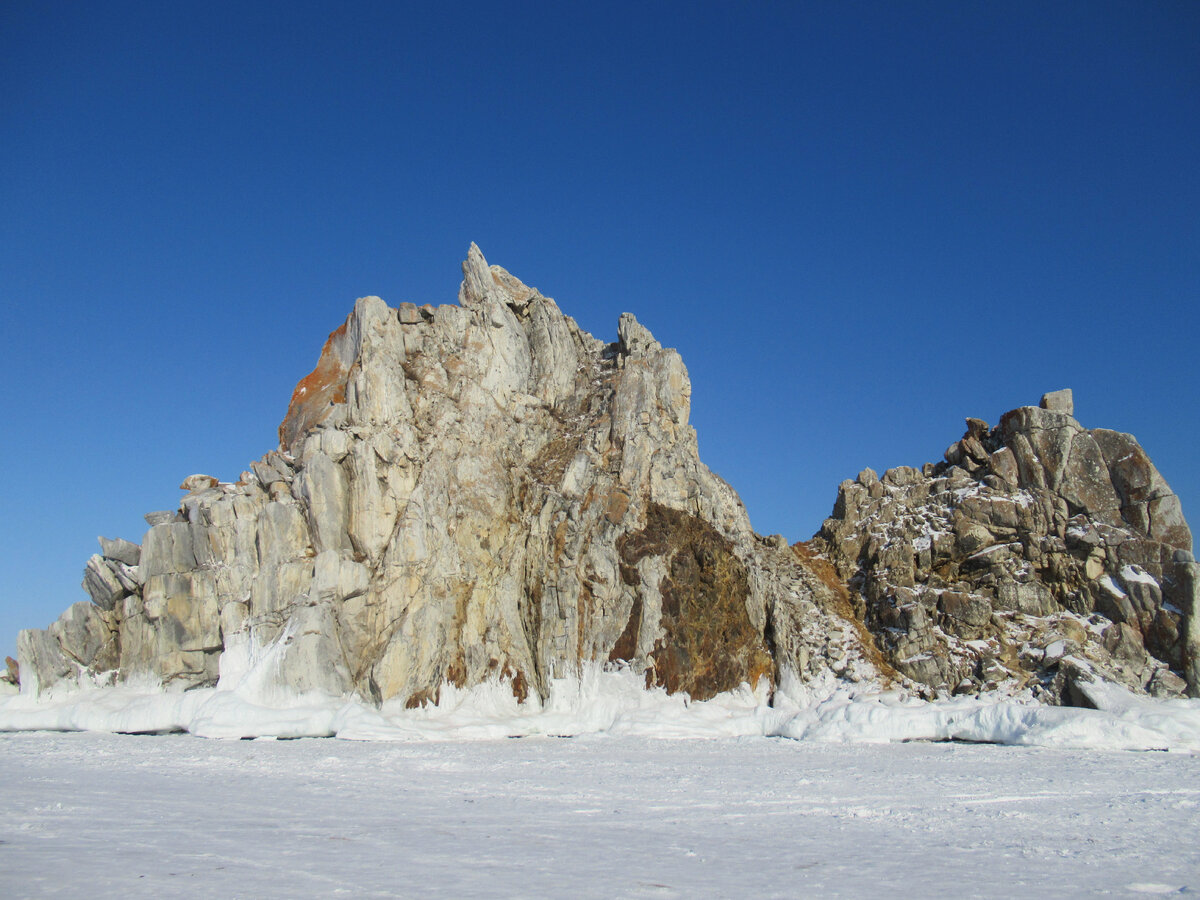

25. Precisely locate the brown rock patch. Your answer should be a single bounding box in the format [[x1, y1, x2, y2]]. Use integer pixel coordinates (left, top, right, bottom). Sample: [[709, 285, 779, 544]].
[[617, 503, 773, 700]]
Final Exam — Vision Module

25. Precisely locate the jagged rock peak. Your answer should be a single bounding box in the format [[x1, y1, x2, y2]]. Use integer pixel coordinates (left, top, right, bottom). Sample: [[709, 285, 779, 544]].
[[458, 242, 549, 315], [459, 241, 493, 307], [618, 312, 661, 357]]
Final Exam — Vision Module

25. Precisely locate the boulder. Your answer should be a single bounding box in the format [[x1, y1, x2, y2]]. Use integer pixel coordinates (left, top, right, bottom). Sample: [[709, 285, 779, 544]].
[[1040, 388, 1074, 414], [81, 555, 128, 610], [98, 536, 141, 567], [180, 474, 219, 492]]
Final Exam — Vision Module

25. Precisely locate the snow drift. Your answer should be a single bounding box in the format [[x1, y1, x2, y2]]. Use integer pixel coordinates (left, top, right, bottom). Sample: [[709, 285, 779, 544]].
[[3, 659, 1199, 751]]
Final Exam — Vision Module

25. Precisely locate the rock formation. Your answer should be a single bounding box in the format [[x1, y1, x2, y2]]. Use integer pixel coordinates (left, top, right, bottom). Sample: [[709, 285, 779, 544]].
[[16, 249, 1198, 707], [17, 245, 870, 705], [812, 389, 1200, 702]]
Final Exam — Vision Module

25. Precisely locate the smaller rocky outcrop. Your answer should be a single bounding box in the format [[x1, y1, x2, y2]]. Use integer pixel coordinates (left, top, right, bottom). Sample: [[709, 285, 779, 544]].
[[812, 392, 1198, 702]]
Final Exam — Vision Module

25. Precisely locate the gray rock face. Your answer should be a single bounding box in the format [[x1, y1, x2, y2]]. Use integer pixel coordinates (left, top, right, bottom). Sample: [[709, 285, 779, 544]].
[[18, 245, 872, 702], [814, 400, 1197, 701]]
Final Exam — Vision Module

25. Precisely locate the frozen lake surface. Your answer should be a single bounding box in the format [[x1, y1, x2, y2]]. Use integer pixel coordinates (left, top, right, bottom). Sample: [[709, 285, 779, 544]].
[[3, 731, 1198, 898]]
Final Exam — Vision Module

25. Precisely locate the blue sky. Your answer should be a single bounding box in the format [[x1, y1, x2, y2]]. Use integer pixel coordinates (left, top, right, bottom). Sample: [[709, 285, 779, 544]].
[[2, 1, 1198, 659]]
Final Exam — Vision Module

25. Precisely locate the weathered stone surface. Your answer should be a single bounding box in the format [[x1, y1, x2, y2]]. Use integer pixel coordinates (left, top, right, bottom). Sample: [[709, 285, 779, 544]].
[[1181, 560, 1200, 698], [16, 601, 117, 695], [938, 591, 992, 636], [250, 454, 294, 488], [140, 522, 199, 578], [618, 312, 662, 357], [16, 628, 72, 695], [996, 581, 1056, 616], [54, 601, 118, 672], [278, 317, 358, 451], [294, 451, 350, 554]]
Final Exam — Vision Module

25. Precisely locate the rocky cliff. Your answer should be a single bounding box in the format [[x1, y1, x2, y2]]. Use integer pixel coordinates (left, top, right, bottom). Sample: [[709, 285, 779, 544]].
[[14, 249, 1198, 706], [16, 245, 871, 706]]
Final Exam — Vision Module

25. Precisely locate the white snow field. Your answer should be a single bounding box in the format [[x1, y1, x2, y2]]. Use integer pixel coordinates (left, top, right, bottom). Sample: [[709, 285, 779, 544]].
[[3, 671, 1200, 898], [3, 730, 1198, 898]]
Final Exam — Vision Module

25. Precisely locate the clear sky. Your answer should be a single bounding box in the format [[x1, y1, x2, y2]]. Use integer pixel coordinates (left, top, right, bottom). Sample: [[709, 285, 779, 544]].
[[2, 1, 1198, 659]]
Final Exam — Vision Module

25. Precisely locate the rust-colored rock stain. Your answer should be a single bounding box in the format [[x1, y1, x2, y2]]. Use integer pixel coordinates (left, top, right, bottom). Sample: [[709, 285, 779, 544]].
[[278, 321, 351, 450]]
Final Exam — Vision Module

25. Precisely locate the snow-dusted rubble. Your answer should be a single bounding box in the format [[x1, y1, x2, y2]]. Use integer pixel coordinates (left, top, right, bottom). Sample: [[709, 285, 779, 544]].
[[813, 400, 1198, 702]]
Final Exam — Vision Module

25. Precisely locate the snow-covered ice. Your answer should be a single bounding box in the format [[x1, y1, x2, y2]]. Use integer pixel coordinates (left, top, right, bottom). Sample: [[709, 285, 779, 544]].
[[4, 665, 1200, 896], [3, 730, 1198, 898]]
